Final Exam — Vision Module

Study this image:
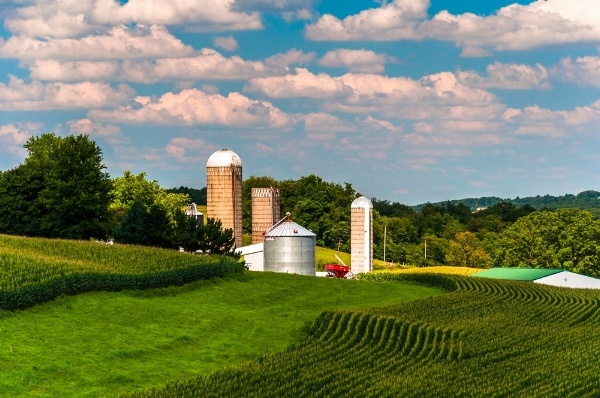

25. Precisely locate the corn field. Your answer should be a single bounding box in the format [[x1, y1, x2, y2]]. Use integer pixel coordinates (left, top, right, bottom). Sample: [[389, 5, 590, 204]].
[[0, 234, 244, 310], [123, 273, 600, 397]]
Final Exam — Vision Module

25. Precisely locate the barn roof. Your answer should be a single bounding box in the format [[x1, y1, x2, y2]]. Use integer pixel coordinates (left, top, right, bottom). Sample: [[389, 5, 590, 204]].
[[472, 268, 564, 281]]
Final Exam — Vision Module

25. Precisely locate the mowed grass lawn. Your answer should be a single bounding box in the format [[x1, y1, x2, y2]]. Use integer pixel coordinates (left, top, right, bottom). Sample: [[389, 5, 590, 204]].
[[0, 271, 444, 397]]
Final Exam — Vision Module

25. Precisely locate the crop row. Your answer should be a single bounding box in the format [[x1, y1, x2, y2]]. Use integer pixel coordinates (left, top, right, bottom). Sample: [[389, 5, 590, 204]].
[[0, 234, 244, 310], [123, 273, 600, 397]]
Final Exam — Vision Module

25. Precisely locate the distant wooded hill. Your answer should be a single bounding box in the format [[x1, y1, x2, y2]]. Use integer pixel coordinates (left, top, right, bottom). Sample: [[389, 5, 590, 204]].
[[412, 190, 600, 217]]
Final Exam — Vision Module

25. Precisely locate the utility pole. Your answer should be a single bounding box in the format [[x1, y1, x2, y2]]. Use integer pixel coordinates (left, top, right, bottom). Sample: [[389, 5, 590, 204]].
[[424, 240, 427, 267], [383, 224, 387, 263]]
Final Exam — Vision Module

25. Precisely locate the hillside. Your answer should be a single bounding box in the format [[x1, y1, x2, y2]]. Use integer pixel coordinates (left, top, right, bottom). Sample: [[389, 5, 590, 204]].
[[412, 190, 600, 216], [125, 273, 600, 398], [0, 235, 442, 397]]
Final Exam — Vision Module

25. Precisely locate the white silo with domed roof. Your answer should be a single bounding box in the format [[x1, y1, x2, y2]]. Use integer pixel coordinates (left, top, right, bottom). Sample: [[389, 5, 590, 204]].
[[206, 149, 243, 248], [351, 196, 373, 274]]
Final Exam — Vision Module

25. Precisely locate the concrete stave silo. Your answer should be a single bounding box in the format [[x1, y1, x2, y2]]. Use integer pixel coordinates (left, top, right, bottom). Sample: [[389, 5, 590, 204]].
[[264, 214, 316, 276], [251, 187, 280, 244], [206, 149, 243, 248], [351, 196, 373, 273]]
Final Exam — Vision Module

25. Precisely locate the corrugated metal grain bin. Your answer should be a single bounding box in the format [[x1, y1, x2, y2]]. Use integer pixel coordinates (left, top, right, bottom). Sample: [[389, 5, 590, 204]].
[[264, 215, 316, 276]]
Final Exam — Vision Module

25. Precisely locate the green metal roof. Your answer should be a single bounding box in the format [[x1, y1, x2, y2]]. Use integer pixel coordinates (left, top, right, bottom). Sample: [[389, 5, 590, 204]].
[[472, 268, 564, 281]]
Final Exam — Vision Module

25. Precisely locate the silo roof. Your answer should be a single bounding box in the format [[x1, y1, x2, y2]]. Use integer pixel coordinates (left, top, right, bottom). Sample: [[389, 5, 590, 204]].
[[207, 149, 242, 167], [351, 196, 373, 209], [265, 220, 315, 237]]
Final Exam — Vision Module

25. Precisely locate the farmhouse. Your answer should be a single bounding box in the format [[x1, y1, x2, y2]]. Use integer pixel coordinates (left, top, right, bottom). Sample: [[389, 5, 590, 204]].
[[472, 268, 600, 289]]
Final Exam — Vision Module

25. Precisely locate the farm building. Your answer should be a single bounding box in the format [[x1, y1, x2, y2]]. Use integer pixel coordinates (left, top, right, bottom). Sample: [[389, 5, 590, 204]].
[[236, 214, 316, 276], [237, 243, 264, 272], [472, 268, 600, 289]]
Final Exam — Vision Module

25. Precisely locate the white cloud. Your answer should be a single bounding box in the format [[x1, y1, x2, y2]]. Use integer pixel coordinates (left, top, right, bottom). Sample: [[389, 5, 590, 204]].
[[305, 0, 428, 41], [0, 25, 194, 61], [26, 48, 279, 82], [554, 56, 600, 87], [67, 119, 127, 145], [214, 36, 239, 51], [0, 76, 135, 110], [503, 103, 600, 137], [318, 49, 395, 73], [306, 0, 600, 53], [0, 122, 43, 160], [301, 113, 356, 138], [232, 0, 314, 21], [88, 88, 294, 128], [165, 137, 217, 163], [246, 68, 496, 107], [264, 49, 315, 68], [457, 62, 549, 90], [4, 0, 262, 38]]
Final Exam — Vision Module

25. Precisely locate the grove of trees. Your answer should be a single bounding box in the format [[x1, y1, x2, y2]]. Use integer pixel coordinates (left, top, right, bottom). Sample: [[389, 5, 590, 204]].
[[0, 134, 236, 256]]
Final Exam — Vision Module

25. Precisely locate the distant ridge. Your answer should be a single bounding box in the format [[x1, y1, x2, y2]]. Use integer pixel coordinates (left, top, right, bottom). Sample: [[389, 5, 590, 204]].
[[412, 190, 600, 217]]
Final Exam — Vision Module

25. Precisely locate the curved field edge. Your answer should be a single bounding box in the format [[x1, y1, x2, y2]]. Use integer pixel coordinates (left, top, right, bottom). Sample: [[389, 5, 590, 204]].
[[123, 273, 600, 398], [0, 271, 444, 398], [0, 234, 244, 310]]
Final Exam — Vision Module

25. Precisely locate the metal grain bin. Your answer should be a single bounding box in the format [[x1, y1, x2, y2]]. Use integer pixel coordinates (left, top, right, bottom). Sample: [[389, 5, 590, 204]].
[[264, 215, 316, 276]]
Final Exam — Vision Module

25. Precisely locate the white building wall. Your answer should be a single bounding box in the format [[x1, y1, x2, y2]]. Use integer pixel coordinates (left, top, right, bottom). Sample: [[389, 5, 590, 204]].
[[534, 271, 600, 289], [237, 243, 264, 272]]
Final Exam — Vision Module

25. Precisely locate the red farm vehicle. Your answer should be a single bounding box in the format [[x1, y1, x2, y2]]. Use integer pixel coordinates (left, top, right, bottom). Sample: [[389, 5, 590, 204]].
[[325, 264, 354, 278]]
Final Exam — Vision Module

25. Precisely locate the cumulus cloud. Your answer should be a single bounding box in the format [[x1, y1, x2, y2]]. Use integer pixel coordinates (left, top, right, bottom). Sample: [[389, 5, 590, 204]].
[[305, 0, 428, 41], [318, 49, 395, 73], [554, 56, 600, 87], [165, 137, 217, 163], [27, 49, 275, 83], [246, 68, 496, 107], [68, 119, 127, 145], [0, 122, 37, 154], [88, 88, 293, 128], [214, 36, 239, 51], [4, 0, 262, 38], [0, 25, 194, 61], [232, 0, 314, 20], [0, 76, 135, 110], [264, 49, 315, 68], [301, 113, 356, 141], [306, 0, 600, 53], [503, 102, 600, 137], [457, 62, 550, 90]]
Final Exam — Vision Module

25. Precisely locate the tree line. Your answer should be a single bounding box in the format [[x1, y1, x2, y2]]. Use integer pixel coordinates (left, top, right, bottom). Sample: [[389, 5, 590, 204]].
[[2, 133, 600, 277], [0, 134, 236, 256]]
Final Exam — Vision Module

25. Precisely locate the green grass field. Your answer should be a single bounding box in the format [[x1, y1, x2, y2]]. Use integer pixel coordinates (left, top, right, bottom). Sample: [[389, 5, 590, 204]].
[[125, 273, 600, 398], [3, 235, 599, 397], [0, 269, 443, 397]]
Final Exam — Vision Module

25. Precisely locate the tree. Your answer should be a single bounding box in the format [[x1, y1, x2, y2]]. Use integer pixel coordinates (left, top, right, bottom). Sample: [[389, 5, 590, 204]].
[[0, 133, 112, 239], [169, 215, 238, 257], [109, 171, 189, 227], [496, 209, 600, 277], [113, 202, 173, 248], [197, 218, 238, 256], [445, 232, 492, 268], [113, 202, 151, 246]]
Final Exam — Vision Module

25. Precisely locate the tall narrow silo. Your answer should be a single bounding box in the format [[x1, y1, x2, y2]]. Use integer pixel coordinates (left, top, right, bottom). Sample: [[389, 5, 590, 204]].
[[264, 213, 316, 276], [251, 187, 280, 243], [206, 149, 243, 248], [351, 196, 373, 273]]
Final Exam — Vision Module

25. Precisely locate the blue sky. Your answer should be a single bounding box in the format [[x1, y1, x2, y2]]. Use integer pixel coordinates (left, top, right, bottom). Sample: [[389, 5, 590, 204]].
[[1, 0, 600, 205]]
